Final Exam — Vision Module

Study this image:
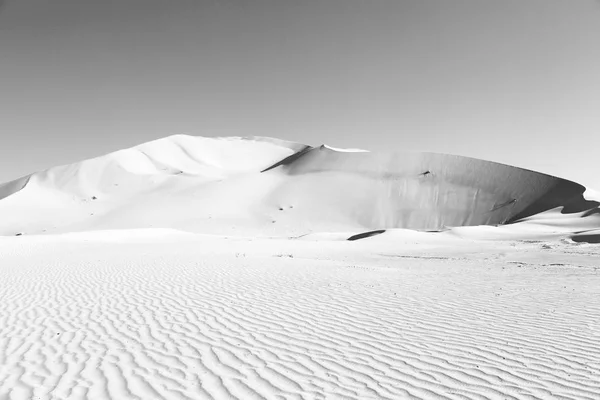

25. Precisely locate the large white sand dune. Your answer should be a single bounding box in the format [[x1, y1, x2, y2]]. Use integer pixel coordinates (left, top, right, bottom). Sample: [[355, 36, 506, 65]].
[[0, 135, 598, 240]]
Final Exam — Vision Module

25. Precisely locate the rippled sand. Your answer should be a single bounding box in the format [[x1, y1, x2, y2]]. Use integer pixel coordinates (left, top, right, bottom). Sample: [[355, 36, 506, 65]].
[[1, 231, 598, 400]]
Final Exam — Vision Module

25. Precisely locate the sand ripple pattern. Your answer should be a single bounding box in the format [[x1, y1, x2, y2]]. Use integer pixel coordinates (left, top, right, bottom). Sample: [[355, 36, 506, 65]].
[[0, 239, 599, 399]]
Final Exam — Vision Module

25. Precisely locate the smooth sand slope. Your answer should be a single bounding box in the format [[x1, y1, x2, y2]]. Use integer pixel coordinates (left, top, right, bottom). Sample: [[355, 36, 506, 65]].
[[0, 231, 599, 399], [0, 135, 598, 238]]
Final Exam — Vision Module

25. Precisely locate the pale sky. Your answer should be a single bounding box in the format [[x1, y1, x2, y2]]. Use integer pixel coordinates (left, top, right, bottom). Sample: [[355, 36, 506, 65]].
[[1, 0, 599, 188]]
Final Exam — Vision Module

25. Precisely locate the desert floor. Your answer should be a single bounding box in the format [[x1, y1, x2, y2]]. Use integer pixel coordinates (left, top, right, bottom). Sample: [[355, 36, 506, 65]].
[[1, 230, 599, 400]]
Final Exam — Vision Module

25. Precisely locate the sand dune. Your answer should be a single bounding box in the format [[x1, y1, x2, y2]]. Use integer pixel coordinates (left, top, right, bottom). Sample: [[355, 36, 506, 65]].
[[1, 135, 599, 399], [0, 135, 598, 239]]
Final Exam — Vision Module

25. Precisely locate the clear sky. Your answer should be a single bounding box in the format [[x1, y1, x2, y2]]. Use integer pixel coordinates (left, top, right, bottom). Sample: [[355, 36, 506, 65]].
[[1, 0, 599, 188]]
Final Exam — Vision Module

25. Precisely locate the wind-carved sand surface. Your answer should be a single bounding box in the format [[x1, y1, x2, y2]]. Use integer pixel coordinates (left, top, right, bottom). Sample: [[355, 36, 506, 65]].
[[1, 231, 599, 400], [1, 135, 600, 399]]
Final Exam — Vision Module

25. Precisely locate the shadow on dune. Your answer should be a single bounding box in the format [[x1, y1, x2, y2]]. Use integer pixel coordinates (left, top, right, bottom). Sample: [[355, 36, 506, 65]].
[[261, 145, 314, 172], [571, 234, 600, 244], [582, 208, 600, 217], [0, 175, 31, 201], [347, 230, 386, 241], [507, 181, 600, 223]]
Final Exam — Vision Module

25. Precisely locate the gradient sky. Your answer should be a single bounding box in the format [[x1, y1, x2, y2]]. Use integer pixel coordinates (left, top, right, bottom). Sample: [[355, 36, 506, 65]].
[[1, 0, 599, 188]]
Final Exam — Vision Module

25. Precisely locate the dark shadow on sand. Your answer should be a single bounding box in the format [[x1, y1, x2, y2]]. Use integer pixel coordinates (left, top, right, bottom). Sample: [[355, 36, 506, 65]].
[[347, 230, 386, 241], [571, 234, 600, 244], [507, 181, 600, 223], [261, 146, 314, 173]]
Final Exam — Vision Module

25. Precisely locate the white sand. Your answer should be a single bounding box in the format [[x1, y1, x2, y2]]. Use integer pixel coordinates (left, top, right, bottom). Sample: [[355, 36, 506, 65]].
[[1, 135, 599, 399], [0, 135, 598, 237], [0, 230, 599, 399]]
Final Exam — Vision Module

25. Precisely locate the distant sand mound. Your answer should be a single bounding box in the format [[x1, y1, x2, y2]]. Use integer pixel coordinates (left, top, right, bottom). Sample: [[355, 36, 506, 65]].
[[0, 135, 598, 237]]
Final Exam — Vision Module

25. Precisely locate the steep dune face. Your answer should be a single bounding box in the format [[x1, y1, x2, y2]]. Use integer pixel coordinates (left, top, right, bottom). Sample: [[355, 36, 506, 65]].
[[266, 145, 597, 230], [0, 135, 597, 236], [0, 175, 30, 201]]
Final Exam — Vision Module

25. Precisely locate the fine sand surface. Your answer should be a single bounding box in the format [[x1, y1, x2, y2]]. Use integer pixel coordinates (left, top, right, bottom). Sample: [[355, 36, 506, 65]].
[[1, 230, 599, 400], [1, 135, 599, 399]]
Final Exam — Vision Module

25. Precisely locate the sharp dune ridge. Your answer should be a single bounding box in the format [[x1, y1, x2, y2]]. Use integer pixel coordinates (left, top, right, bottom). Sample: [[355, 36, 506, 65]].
[[0, 134, 598, 240]]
